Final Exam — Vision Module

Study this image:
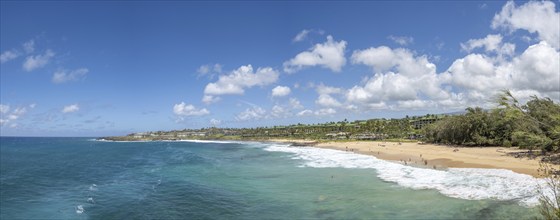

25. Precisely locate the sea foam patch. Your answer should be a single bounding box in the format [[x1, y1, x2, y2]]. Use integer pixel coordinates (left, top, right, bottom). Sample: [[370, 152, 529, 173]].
[[264, 144, 548, 207]]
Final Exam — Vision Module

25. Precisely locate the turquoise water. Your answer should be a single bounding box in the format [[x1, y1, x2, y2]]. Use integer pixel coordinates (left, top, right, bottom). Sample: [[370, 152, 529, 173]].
[[0, 137, 541, 219]]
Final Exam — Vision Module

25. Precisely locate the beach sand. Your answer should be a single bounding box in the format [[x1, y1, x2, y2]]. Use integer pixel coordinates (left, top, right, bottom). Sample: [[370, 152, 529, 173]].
[[269, 139, 546, 177]]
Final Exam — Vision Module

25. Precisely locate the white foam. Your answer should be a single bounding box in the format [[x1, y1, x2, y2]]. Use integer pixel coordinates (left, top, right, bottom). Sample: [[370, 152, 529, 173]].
[[89, 184, 97, 191], [264, 145, 548, 207], [173, 139, 241, 144], [75, 205, 84, 214]]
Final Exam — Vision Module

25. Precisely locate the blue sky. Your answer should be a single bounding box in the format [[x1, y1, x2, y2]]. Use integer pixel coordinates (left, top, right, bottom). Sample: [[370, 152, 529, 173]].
[[1, 1, 559, 136]]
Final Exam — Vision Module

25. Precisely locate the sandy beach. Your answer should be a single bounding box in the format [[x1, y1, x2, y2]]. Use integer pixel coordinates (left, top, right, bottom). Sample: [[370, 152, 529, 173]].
[[270, 139, 546, 177]]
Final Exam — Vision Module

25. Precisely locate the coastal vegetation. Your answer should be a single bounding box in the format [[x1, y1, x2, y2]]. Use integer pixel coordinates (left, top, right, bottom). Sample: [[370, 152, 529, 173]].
[[423, 91, 560, 154], [538, 163, 560, 220], [103, 115, 441, 142]]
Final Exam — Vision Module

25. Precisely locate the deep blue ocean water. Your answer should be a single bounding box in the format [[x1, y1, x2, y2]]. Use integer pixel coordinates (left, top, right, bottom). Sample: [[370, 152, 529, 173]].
[[0, 137, 541, 219]]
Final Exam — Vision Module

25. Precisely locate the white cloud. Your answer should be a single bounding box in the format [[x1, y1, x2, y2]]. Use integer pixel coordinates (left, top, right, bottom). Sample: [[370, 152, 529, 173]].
[[316, 94, 342, 107], [346, 73, 419, 103], [313, 83, 345, 109], [289, 98, 304, 109], [283, 35, 347, 73], [461, 34, 502, 52], [204, 65, 279, 96], [202, 95, 221, 104], [235, 106, 266, 121], [296, 108, 336, 117], [442, 40, 560, 106], [270, 105, 291, 118], [197, 63, 222, 79], [23, 40, 35, 54], [293, 29, 311, 42], [292, 29, 325, 42], [349, 46, 448, 107], [210, 118, 221, 126], [460, 34, 515, 58], [173, 102, 209, 116], [62, 104, 80, 113], [351, 46, 437, 76], [23, 49, 54, 72], [397, 100, 433, 110], [197, 65, 210, 74], [443, 53, 509, 91], [316, 83, 343, 95], [351, 46, 396, 72], [0, 104, 31, 127], [314, 108, 336, 116], [0, 104, 10, 114], [52, 68, 89, 84], [388, 35, 414, 45], [0, 50, 19, 63], [511, 41, 560, 93], [271, 86, 291, 97], [297, 109, 313, 117], [492, 1, 560, 49]]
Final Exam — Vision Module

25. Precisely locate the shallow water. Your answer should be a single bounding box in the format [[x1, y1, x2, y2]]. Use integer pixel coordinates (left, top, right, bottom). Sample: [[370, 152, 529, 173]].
[[0, 137, 541, 219]]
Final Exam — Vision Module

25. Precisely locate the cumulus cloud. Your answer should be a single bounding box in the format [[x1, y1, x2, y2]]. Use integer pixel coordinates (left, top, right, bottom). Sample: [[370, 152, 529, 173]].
[[388, 35, 414, 46], [284, 35, 347, 73], [511, 41, 560, 93], [52, 68, 89, 84], [443, 53, 509, 92], [460, 34, 515, 57], [1, 104, 34, 127], [173, 102, 209, 116], [0, 50, 19, 63], [270, 105, 291, 118], [314, 108, 336, 116], [316, 94, 342, 107], [202, 95, 221, 104], [197, 63, 222, 79], [271, 86, 291, 97], [235, 106, 266, 121], [23, 49, 54, 72], [311, 83, 346, 109], [62, 104, 80, 113], [442, 40, 560, 106], [349, 46, 449, 108], [289, 98, 304, 109], [210, 118, 221, 126], [204, 65, 279, 97], [492, 1, 560, 49], [346, 73, 419, 103]]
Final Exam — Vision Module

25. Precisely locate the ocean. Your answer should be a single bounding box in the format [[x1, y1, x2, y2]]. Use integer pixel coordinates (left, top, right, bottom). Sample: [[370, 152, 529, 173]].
[[0, 137, 542, 219]]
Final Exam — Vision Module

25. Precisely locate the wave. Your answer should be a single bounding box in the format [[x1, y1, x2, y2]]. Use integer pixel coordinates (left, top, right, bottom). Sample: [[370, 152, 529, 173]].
[[169, 139, 241, 144], [264, 145, 547, 207]]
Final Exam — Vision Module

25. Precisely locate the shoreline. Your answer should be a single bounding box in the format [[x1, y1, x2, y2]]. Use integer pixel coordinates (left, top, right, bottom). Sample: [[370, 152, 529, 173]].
[[269, 139, 545, 177], [97, 137, 549, 178]]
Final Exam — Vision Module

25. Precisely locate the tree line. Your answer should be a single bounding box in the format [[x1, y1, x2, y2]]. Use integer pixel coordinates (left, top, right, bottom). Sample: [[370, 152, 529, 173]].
[[422, 91, 560, 153]]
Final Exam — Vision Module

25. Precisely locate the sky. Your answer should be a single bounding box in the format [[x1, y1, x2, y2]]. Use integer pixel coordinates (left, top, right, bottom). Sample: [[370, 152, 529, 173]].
[[1, 1, 559, 137]]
